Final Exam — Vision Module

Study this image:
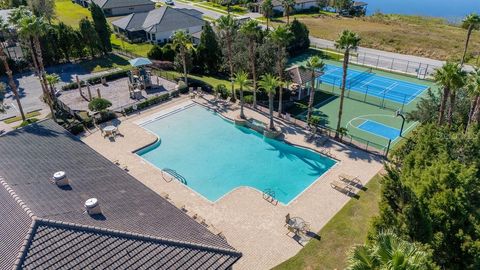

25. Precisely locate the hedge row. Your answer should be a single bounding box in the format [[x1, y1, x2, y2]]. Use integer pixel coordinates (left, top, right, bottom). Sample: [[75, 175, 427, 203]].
[[61, 69, 130, 91], [123, 92, 171, 114]]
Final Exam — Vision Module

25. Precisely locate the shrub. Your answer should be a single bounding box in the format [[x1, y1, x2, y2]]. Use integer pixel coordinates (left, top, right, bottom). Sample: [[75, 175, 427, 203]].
[[151, 60, 174, 70], [16, 118, 39, 128], [147, 45, 163, 60], [61, 69, 130, 90], [69, 123, 85, 135], [244, 95, 254, 104], [215, 84, 229, 100], [88, 98, 112, 112], [76, 111, 93, 127], [161, 44, 176, 62], [177, 81, 188, 94]]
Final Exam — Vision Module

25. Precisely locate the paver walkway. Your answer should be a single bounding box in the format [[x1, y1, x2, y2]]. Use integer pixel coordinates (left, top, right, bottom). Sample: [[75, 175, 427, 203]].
[[81, 94, 384, 269]]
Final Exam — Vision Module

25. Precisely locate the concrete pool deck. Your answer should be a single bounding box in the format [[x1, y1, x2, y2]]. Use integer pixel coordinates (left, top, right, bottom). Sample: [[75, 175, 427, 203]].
[[81, 94, 384, 270]]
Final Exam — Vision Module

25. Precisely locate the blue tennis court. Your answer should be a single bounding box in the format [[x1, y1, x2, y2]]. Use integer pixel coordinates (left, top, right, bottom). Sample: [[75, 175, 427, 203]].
[[319, 64, 428, 104], [358, 120, 400, 140]]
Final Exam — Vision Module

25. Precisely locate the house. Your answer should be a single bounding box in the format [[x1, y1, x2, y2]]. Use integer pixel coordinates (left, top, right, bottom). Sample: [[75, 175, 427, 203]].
[[112, 6, 205, 44], [0, 120, 241, 269], [75, 0, 155, 16], [255, 0, 318, 14], [286, 65, 323, 100]]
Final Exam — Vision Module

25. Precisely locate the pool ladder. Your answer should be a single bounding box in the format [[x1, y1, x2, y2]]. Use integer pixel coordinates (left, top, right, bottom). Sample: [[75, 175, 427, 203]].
[[262, 188, 278, 205], [162, 168, 187, 185]]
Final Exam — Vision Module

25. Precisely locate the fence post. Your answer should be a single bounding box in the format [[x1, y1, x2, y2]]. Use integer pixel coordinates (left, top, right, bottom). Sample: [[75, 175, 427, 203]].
[[376, 55, 380, 68], [381, 90, 387, 109], [390, 58, 395, 70], [364, 87, 368, 102], [405, 61, 410, 73], [385, 139, 392, 157]]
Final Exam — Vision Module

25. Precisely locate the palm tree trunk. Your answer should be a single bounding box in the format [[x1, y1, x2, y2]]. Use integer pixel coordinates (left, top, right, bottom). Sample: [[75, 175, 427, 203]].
[[227, 36, 235, 101], [466, 94, 479, 131], [240, 87, 245, 118], [447, 90, 456, 127], [474, 95, 480, 124], [269, 93, 274, 130], [438, 87, 450, 125], [307, 71, 316, 121], [461, 26, 473, 66], [266, 17, 270, 31], [277, 51, 284, 117], [33, 36, 56, 121], [0, 53, 26, 121], [182, 50, 188, 86], [335, 49, 349, 139], [249, 40, 257, 108]]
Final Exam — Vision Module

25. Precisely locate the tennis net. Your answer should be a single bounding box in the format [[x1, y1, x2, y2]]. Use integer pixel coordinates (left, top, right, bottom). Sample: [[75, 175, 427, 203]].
[[347, 68, 373, 88]]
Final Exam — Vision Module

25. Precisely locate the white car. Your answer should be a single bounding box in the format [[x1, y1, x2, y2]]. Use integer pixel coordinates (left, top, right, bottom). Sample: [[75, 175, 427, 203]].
[[165, 0, 174, 5]]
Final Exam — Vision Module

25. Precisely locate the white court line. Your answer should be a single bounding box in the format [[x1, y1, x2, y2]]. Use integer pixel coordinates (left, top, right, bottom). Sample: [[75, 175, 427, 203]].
[[377, 82, 398, 96]]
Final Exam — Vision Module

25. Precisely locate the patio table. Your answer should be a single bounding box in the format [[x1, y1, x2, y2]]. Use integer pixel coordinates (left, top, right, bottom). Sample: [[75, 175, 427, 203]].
[[104, 125, 117, 136]]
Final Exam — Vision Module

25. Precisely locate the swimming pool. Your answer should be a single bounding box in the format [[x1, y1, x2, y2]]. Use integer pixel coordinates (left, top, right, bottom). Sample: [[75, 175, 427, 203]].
[[136, 103, 336, 204], [320, 64, 428, 104]]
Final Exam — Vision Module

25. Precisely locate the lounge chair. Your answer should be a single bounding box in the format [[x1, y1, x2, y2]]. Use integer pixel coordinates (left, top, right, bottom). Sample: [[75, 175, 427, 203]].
[[339, 174, 361, 185], [316, 136, 328, 146], [285, 113, 291, 122], [330, 180, 354, 194]]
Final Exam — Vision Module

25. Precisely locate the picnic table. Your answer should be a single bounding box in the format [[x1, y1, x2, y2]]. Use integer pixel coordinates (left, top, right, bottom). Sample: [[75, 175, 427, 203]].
[[103, 125, 117, 136]]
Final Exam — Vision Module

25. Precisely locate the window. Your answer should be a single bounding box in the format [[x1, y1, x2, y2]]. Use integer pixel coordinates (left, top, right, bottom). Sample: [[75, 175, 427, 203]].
[[152, 34, 156, 40]]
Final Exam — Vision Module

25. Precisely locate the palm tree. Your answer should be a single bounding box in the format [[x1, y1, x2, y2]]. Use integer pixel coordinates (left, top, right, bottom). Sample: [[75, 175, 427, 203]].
[[258, 74, 279, 130], [466, 68, 480, 129], [433, 62, 465, 125], [461, 13, 480, 66], [281, 0, 295, 24], [347, 231, 434, 270], [0, 17, 26, 121], [334, 30, 360, 139], [16, 13, 56, 121], [269, 25, 293, 117], [240, 20, 261, 108], [261, 0, 273, 31], [171, 31, 194, 86], [305, 56, 325, 122], [216, 15, 238, 101], [234, 71, 250, 119], [45, 73, 60, 97]]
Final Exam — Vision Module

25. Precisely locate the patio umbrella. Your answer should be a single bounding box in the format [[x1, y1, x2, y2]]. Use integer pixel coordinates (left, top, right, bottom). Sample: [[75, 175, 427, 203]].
[[129, 57, 152, 67]]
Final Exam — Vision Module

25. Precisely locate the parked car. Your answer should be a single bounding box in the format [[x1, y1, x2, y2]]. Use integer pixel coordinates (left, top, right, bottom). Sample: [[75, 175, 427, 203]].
[[165, 0, 174, 5]]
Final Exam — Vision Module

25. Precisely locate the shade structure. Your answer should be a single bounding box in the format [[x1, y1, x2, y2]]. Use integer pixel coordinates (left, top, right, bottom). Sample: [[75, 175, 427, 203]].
[[129, 57, 152, 67]]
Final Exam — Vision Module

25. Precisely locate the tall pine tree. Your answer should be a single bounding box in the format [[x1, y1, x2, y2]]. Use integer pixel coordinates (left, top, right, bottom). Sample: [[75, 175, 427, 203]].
[[196, 23, 221, 74], [90, 3, 112, 54]]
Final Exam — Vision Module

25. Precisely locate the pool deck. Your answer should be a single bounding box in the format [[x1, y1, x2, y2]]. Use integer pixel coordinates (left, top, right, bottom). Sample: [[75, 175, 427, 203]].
[[81, 94, 384, 270]]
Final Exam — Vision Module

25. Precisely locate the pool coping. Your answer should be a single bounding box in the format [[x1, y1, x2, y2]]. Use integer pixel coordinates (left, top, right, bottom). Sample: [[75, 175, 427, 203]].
[[132, 100, 341, 206]]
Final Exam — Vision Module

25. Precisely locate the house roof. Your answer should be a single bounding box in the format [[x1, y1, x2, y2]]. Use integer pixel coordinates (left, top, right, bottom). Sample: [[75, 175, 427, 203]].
[[286, 65, 323, 86], [142, 7, 205, 33], [0, 120, 241, 269], [264, 0, 317, 7], [111, 7, 205, 34], [92, 0, 154, 9]]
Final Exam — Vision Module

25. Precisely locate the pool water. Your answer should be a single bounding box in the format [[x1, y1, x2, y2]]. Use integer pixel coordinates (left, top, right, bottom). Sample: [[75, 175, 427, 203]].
[[137, 104, 336, 204]]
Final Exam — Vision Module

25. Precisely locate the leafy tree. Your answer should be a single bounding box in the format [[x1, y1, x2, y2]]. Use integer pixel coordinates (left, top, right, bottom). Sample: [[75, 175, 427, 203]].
[[281, 0, 295, 24], [334, 0, 352, 13], [196, 22, 221, 74], [258, 73, 279, 130], [316, 0, 329, 10], [305, 56, 325, 122], [347, 231, 437, 270], [171, 31, 194, 86], [239, 20, 261, 108], [79, 18, 100, 58], [433, 62, 465, 125], [9, 0, 27, 8], [161, 44, 175, 61], [334, 29, 360, 138], [56, 22, 76, 62], [216, 15, 238, 101], [461, 14, 480, 65], [45, 73, 60, 97], [269, 25, 293, 116], [88, 97, 112, 112], [288, 19, 310, 55], [28, 0, 55, 23], [0, 17, 25, 121], [406, 88, 440, 124], [234, 70, 250, 119], [261, 0, 273, 30], [90, 3, 112, 54]]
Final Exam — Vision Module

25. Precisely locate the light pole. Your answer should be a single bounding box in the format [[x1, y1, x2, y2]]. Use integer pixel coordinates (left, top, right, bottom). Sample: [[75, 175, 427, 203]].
[[396, 110, 406, 137]]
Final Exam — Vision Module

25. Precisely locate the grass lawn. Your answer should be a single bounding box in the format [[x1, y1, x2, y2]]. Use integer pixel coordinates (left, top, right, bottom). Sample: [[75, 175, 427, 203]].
[[110, 34, 153, 57], [273, 174, 382, 270], [195, 2, 247, 15], [78, 54, 131, 73], [156, 70, 241, 88], [272, 13, 480, 63], [3, 110, 41, 124], [54, 0, 92, 27]]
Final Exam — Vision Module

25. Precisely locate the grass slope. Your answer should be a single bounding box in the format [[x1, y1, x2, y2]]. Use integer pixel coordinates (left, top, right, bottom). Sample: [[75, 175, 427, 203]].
[[55, 0, 92, 27], [273, 13, 480, 63], [78, 54, 131, 73], [273, 175, 382, 270]]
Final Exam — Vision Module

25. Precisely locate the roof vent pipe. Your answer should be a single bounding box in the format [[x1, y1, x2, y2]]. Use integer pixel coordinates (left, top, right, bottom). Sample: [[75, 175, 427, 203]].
[[84, 198, 102, 215], [53, 171, 69, 187]]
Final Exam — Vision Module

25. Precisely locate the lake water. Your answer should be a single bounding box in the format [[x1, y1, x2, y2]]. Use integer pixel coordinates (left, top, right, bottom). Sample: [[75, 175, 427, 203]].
[[364, 0, 480, 22]]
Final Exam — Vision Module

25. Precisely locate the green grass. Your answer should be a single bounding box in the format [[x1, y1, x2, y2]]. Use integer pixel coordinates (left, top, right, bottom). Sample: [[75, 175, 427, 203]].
[[4, 111, 41, 124], [156, 70, 243, 89], [54, 0, 92, 27], [79, 54, 131, 73], [273, 175, 382, 270], [110, 34, 153, 57], [195, 2, 248, 15]]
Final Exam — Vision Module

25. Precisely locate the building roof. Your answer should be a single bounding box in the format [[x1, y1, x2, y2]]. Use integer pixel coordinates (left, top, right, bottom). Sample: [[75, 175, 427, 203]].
[[265, 0, 317, 7], [286, 65, 323, 86], [112, 7, 205, 34], [92, 0, 154, 9], [0, 120, 241, 269]]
